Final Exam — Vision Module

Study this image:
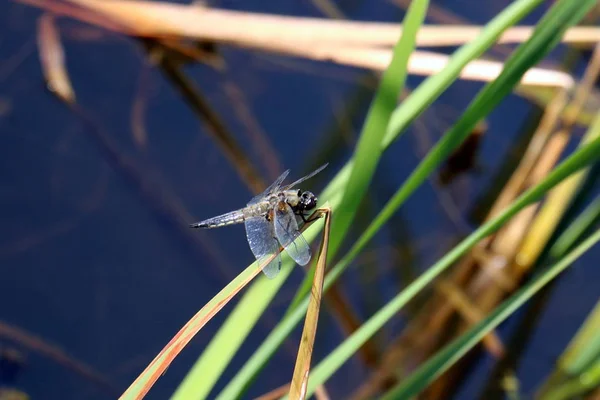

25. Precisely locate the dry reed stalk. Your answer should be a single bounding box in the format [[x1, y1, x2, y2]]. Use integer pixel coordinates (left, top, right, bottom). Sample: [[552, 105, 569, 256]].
[[588, 388, 600, 400], [436, 280, 505, 356], [351, 50, 599, 399], [21, 0, 600, 48], [516, 44, 600, 267], [350, 117, 568, 397], [37, 13, 76, 103], [289, 207, 331, 400], [422, 45, 600, 400], [19, 0, 578, 90]]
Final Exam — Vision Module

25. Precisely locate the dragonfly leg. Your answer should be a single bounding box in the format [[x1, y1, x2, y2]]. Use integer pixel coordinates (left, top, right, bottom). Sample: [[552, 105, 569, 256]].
[[302, 212, 322, 224], [297, 212, 308, 224]]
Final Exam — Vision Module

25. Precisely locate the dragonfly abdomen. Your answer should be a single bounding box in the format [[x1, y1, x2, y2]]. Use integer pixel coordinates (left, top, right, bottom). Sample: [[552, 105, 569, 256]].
[[190, 203, 268, 229]]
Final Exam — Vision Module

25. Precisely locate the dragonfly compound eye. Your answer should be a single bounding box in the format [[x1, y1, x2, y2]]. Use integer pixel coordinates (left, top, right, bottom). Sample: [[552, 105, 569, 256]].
[[300, 191, 317, 211]]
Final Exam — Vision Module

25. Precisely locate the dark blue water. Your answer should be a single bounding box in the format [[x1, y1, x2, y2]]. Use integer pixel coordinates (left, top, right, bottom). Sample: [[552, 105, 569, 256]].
[[1, 1, 597, 399]]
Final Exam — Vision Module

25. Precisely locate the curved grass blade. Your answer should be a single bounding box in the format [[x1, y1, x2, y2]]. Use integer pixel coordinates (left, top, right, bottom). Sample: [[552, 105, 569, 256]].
[[185, 5, 551, 393], [380, 228, 600, 400], [325, 0, 429, 272], [122, 213, 328, 400], [539, 360, 600, 400], [536, 300, 600, 399], [517, 110, 600, 268], [558, 301, 600, 376], [120, 255, 272, 400], [182, 0, 576, 395], [216, 0, 571, 396], [171, 266, 294, 400], [289, 206, 332, 400], [291, 135, 600, 399], [550, 196, 600, 258], [287, 0, 547, 313], [218, 135, 600, 400], [288, 0, 430, 314], [175, 0, 427, 395], [171, 194, 340, 400], [298, 0, 600, 383]]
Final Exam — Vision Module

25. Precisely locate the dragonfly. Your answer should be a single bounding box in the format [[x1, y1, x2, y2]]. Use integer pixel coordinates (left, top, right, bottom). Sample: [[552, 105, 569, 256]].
[[190, 163, 328, 279]]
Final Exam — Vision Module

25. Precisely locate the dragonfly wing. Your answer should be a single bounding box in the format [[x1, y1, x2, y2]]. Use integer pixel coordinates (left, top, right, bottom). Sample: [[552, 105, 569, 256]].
[[260, 252, 282, 279], [248, 169, 290, 205], [244, 215, 282, 279], [274, 202, 311, 266], [281, 163, 328, 190]]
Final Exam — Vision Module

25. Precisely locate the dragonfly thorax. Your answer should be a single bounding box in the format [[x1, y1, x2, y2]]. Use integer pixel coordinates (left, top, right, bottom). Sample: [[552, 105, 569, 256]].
[[274, 190, 300, 208], [273, 190, 318, 213]]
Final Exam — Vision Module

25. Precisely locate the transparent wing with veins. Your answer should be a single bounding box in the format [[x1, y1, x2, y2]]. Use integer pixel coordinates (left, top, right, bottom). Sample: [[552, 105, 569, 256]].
[[274, 201, 311, 266], [248, 169, 290, 206], [244, 215, 282, 279], [281, 163, 328, 191]]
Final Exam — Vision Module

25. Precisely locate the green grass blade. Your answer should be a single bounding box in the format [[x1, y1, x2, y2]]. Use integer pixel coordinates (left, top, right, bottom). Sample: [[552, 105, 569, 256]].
[[287, 0, 547, 313], [540, 357, 600, 400], [178, 0, 592, 395], [381, 229, 600, 400], [213, 0, 570, 396], [122, 260, 265, 400], [298, 137, 600, 399], [551, 196, 600, 258], [355, 0, 597, 268], [170, 198, 335, 400], [537, 301, 600, 400], [524, 112, 600, 400], [176, 2, 429, 397], [326, 0, 428, 274], [300, 1, 599, 392], [339, 0, 598, 302], [559, 301, 600, 376], [170, 269, 292, 400], [220, 136, 600, 400], [383, 0, 544, 149], [288, 0, 429, 314], [517, 108, 600, 267]]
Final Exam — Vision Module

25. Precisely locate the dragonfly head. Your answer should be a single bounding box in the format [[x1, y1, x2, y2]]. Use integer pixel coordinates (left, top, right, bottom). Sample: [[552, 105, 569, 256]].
[[298, 191, 318, 212]]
